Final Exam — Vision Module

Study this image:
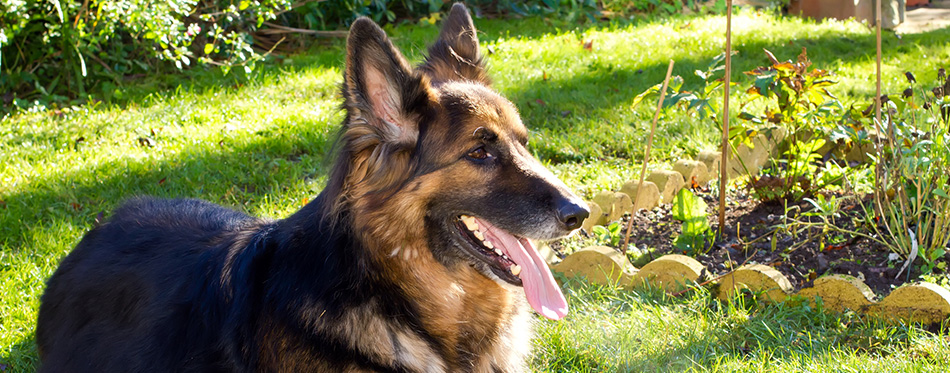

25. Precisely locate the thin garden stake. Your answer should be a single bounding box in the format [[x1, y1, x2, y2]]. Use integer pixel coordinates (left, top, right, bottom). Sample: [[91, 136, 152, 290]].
[[719, 0, 734, 236], [622, 60, 675, 254], [873, 0, 886, 219]]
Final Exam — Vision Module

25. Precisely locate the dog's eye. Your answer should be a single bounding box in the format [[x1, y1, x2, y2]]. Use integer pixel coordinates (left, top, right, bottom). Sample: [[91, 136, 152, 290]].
[[467, 147, 491, 161]]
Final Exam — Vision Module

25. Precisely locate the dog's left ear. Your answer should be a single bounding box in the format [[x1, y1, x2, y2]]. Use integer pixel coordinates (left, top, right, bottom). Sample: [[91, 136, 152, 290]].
[[421, 3, 490, 85], [343, 18, 432, 145]]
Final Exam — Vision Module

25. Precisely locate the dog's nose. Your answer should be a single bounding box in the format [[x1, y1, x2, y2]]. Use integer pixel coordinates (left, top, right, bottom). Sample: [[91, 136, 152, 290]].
[[556, 200, 590, 231]]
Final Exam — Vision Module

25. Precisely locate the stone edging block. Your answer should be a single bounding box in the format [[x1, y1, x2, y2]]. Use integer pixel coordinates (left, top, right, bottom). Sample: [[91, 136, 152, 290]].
[[551, 248, 950, 324], [592, 191, 633, 223], [796, 275, 874, 313], [552, 246, 637, 287], [717, 264, 793, 303], [673, 159, 711, 186], [619, 180, 661, 211], [635, 254, 705, 291], [868, 282, 950, 324], [581, 201, 606, 233], [646, 170, 685, 204]]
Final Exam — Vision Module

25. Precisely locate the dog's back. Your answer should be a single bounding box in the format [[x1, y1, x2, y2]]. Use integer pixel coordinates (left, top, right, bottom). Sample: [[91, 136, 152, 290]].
[[36, 198, 268, 371]]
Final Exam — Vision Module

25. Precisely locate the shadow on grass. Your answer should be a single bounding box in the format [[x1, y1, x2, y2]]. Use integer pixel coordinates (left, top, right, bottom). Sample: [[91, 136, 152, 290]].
[[0, 123, 335, 255]]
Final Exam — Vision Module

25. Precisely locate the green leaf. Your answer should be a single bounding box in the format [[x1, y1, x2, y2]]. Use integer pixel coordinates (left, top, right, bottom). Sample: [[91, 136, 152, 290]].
[[204, 43, 214, 55], [239, 0, 250, 10], [934, 188, 949, 199], [672, 189, 707, 222]]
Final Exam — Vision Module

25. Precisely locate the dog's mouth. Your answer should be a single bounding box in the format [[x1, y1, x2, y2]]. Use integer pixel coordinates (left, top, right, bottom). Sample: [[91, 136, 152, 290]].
[[454, 215, 568, 320]]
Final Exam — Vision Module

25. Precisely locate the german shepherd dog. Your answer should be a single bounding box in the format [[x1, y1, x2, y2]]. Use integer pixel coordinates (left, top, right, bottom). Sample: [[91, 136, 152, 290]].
[[36, 3, 589, 372]]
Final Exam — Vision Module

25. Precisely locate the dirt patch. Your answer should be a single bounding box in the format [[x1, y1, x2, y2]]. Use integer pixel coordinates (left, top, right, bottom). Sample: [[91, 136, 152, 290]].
[[569, 188, 920, 298]]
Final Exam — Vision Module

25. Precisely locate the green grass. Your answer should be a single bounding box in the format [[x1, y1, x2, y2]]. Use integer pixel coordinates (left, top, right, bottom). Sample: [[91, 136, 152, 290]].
[[533, 279, 950, 372], [2, 8, 950, 372]]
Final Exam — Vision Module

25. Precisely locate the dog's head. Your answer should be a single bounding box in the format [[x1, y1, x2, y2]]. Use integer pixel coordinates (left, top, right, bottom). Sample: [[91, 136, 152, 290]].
[[328, 4, 588, 320]]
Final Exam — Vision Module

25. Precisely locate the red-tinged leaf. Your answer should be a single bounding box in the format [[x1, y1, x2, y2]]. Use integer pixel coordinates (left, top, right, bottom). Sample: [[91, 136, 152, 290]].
[[158, 177, 166, 185], [583, 40, 593, 51], [823, 243, 847, 251], [535, 99, 547, 106], [301, 197, 309, 206], [543, 70, 548, 81], [70, 202, 82, 211]]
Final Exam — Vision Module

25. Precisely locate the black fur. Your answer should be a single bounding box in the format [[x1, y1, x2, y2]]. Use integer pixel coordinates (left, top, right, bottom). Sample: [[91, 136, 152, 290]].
[[36, 195, 442, 371]]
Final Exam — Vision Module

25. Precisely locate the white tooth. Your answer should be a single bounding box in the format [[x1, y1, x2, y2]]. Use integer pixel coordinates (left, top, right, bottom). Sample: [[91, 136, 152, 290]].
[[473, 230, 484, 240], [484, 240, 494, 249], [494, 248, 503, 256], [510, 265, 522, 277], [461, 216, 478, 231]]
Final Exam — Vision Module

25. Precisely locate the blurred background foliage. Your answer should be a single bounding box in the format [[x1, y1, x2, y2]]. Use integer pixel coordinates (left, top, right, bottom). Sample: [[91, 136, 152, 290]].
[[0, 0, 720, 114]]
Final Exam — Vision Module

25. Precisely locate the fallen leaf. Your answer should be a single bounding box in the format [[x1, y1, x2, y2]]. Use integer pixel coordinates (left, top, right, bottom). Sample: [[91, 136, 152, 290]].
[[70, 202, 82, 211], [582, 40, 593, 51], [535, 99, 547, 106], [137, 137, 155, 147], [158, 177, 166, 185]]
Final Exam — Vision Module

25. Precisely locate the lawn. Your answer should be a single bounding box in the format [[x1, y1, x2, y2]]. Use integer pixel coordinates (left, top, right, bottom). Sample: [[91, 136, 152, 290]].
[[2, 7, 950, 372]]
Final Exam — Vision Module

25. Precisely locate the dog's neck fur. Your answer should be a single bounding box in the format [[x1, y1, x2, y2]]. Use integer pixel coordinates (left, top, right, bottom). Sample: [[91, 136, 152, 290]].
[[264, 194, 532, 372]]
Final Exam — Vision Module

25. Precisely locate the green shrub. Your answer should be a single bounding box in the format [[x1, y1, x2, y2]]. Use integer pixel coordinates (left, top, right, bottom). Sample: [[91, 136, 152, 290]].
[[0, 0, 611, 114], [1, 0, 298, 111], [868, 68, 950, 276], [737, 48, 845, 202]]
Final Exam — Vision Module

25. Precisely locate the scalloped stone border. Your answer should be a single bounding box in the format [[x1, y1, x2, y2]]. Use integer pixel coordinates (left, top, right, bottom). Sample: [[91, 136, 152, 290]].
[[551, 248, 950, 324]]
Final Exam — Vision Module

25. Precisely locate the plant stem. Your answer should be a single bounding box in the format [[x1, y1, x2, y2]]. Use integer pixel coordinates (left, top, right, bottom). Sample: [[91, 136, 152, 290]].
[[719, 0, 734, 237], [622, 60, 675, 254]]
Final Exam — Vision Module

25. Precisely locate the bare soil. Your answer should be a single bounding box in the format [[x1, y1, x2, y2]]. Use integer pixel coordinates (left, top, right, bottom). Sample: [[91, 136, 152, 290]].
[[579, 188, 920, 298]]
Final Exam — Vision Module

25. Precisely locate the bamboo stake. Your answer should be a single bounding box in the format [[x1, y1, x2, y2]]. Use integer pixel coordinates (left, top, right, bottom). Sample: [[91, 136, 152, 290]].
[[622, 60, 675, 253], [873, 0, 885, 219], [718, 0, 734, 236]]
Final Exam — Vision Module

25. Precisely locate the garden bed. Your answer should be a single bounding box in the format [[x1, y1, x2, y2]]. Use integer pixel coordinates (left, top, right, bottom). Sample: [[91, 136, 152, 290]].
[[620, 189, 911, 297]]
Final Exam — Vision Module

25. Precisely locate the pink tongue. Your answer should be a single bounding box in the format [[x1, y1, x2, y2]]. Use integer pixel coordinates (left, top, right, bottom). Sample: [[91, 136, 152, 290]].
[[477, 218, 568, 320]]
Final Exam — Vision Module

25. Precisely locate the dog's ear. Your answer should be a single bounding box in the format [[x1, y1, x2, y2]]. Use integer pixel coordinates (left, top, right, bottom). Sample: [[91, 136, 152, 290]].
[[421, 3, 489, 85], [343, 18, 432, 143]]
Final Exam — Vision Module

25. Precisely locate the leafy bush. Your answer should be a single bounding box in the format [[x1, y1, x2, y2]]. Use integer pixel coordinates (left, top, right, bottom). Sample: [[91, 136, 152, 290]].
[[1, 0, 299, 111], [867, 68, 950, 275], [0, 0, 608, 114], [737, 48, 845, 201]]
